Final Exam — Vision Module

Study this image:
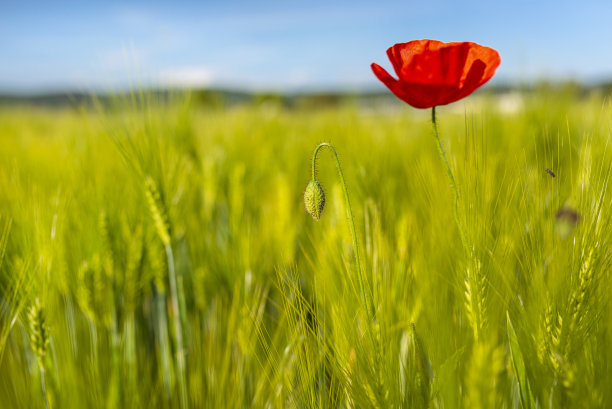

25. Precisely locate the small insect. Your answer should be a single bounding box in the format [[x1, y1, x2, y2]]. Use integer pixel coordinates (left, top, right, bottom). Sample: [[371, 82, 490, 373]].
[[545, 168, 556, 177]]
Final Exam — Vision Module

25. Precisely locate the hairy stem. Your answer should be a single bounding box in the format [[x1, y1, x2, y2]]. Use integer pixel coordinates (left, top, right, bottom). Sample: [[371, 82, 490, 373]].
[[311, 142, 373, 320], [431, 107, 470, 255]]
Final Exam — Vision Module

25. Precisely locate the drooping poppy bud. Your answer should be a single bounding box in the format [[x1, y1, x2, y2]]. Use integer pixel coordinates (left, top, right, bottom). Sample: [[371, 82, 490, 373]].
[[304, 180, 325, 221]]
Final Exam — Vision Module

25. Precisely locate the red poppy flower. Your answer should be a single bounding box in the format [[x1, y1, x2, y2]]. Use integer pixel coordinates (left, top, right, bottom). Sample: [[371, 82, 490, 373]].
[[371, 39, 501, 109]]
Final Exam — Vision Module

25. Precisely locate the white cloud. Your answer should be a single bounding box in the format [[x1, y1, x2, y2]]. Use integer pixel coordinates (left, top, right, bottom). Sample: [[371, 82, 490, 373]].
[[158, 66, 215, 88]]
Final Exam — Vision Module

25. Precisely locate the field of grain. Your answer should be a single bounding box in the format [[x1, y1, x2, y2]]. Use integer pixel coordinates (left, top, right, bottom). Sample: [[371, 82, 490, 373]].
[[0, 90, 611, 408]]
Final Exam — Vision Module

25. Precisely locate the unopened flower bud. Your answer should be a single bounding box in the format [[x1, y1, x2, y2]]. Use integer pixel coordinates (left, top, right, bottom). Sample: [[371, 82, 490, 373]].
[[304, 180, 325, 220]]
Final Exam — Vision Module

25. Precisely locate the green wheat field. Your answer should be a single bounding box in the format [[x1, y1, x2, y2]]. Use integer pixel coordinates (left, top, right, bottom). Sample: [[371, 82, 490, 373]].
[[0, 89, 611, 408]]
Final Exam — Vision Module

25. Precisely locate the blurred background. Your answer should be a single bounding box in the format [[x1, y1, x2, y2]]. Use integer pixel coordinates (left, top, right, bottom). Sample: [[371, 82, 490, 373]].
[[1, 0, 612, 100], [2, 2, 612, 408]]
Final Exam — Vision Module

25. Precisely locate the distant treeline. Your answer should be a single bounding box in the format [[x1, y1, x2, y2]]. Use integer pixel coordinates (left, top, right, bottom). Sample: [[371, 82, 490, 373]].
[[1, 81, 612, 109], [0, 88, 397, 109]]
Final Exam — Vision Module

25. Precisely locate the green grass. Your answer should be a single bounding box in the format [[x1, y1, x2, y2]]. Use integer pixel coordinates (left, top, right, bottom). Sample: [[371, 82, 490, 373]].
[[0, 90, 611, 408]]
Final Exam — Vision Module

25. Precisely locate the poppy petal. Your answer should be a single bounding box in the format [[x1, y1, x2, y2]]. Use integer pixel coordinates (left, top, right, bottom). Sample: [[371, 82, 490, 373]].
[[387, 40, 424, 79], [470, 46, 501, 88], [444, 59, 487, 105], [370, 63, 412, 104]]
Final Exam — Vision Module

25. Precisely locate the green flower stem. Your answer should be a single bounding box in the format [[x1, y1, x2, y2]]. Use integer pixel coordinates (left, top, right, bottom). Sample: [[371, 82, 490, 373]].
[[431, 107, 470, 255], [311, 142, 373, 320]]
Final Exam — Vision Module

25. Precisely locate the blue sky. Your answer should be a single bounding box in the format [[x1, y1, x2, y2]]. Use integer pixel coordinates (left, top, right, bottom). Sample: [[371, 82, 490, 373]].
[[1, 0, 612, 93]]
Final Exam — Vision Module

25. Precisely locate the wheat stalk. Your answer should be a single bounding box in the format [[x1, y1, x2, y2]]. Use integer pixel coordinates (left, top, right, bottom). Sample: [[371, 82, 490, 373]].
[[28, 298, 50, 409], [399, 323, 432, 408], [464, 256, 487, 342], [465, 342, 503, 409], [144, 175, 188, 409]]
